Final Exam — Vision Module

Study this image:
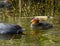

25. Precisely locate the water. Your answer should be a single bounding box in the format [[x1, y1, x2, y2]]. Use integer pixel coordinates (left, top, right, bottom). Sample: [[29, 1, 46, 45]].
[[0, 17, 59, 46], [16, 17, 60, 46]]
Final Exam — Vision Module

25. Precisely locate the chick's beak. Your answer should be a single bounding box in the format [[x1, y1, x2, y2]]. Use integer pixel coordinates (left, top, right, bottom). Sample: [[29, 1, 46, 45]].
[[31, 19, 34, 23]]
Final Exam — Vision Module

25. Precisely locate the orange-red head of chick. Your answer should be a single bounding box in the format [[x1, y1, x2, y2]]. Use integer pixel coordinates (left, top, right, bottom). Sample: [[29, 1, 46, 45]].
[[31, 18, 40, 25]]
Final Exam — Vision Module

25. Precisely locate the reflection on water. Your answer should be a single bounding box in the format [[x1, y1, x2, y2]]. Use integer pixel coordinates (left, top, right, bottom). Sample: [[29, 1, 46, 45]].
[[0, 34, 22, 40], [30, 29, 40, 36]]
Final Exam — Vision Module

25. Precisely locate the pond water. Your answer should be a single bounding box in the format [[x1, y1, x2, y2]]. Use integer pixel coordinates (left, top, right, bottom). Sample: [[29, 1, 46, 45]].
[[0, 17, 60, 46]]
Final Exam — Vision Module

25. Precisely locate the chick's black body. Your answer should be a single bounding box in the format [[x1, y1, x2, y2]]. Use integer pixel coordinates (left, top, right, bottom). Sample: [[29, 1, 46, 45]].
[[0, 23, 25, 34], [31, 22, 53, 30]]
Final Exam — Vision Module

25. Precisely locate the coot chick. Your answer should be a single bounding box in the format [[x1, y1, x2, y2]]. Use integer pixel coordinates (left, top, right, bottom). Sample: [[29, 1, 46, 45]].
[[30, 18, 53, 30], [0, 23, 25, 34]]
